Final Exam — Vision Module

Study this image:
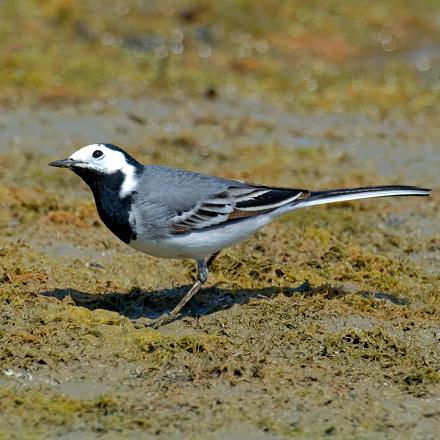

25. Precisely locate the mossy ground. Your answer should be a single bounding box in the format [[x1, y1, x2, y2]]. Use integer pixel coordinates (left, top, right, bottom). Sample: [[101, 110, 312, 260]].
[[1, 1, 439, 439]]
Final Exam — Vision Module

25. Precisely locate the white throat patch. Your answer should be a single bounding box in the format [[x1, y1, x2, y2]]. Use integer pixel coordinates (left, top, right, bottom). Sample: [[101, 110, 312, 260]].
[[119, 164, 137, 198]]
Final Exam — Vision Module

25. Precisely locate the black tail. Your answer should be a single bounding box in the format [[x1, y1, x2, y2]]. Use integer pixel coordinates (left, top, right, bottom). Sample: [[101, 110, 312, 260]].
[[295, 185, 431, 209]]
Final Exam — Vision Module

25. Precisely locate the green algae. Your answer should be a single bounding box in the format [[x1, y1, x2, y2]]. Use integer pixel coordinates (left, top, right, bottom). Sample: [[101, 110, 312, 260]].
[[0, 388, 158, 438]]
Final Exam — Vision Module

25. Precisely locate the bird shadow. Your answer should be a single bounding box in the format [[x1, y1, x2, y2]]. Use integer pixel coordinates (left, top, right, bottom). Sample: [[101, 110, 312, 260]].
[[39, 280, 408, 325]]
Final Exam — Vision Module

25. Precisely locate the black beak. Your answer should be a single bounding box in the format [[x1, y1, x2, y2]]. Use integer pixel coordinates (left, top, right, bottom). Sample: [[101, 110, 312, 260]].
[[48, 158, 84, 168]]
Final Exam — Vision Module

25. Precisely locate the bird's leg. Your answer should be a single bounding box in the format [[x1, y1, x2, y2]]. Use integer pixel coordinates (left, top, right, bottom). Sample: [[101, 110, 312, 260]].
[[151, 257, 211, 328]]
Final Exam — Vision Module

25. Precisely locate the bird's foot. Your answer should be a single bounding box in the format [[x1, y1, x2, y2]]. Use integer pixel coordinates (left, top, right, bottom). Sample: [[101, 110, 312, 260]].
[[130, 318, 148, 328], [150, 312, 177, 329], [130, 314, 176, 329]]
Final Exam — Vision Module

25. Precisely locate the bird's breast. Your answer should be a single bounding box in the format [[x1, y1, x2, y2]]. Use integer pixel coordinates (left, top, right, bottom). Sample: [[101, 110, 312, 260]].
[[93, 192, 137, 244]]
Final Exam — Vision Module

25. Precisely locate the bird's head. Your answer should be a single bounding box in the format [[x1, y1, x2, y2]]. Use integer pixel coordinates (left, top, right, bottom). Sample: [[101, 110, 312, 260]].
[[49, 143, 139, 173], [49, 143, 140, 196]]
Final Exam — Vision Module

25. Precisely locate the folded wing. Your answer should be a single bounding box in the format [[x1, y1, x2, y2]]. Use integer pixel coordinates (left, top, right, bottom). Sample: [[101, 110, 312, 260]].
[[172, 185, 308, 233]]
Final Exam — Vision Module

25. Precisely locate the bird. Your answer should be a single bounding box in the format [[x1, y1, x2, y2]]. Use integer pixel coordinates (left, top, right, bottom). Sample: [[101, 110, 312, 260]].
[[49, 143, 431, 327]]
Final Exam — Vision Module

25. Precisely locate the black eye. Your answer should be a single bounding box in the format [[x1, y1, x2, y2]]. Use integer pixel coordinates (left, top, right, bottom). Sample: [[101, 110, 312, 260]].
[[93, 150, 103, 158]]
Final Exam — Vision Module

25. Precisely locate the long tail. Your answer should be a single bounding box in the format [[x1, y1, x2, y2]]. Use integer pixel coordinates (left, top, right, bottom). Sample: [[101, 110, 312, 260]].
[[295, 185, 431, 209]]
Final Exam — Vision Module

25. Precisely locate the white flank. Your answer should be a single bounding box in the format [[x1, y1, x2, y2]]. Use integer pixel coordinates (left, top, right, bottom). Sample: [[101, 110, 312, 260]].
[[130, 213, 274, 258]]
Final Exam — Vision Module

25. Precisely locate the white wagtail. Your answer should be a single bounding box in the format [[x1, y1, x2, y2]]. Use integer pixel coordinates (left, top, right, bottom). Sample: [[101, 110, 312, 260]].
[[49, 143, 431, 326]]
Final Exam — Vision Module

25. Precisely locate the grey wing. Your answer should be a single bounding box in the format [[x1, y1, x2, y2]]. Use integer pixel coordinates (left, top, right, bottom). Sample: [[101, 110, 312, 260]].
[[134, 165, 308, 235], [171, 184, 309, 233]]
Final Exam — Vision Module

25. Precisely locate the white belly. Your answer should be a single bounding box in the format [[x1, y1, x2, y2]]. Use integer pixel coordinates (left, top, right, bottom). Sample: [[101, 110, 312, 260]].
[[129, 214, 273, 259]]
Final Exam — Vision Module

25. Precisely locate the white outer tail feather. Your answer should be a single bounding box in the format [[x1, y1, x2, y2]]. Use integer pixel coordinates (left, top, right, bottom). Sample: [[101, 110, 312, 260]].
[[294, 186, 431, 210]]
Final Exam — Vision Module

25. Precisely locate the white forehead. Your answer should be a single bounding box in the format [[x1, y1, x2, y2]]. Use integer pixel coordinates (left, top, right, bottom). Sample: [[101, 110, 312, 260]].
[[70, 144, 127, 172], [70, 144, 117, 160]]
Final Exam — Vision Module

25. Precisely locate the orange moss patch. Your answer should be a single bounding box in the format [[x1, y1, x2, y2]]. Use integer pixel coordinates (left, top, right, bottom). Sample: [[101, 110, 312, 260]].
[[270, 33, 359, 62]]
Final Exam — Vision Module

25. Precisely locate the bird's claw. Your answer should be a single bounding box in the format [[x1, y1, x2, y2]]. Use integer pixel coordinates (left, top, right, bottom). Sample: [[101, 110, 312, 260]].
[[130, 313, 180, 329], [150, 313, 176, 329]]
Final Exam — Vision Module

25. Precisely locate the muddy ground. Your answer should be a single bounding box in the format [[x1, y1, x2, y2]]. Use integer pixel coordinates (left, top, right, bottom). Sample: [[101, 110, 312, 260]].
[[1, 1, 440, 439], [1, 96, 439, 439]]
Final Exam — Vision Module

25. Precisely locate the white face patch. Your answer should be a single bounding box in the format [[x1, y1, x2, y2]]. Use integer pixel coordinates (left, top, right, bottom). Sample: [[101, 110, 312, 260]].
[[70, 144, 138, 197]]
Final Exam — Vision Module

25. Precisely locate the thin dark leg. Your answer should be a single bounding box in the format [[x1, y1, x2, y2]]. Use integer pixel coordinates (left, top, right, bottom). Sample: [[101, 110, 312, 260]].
[[151, 257, 210, 328]]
